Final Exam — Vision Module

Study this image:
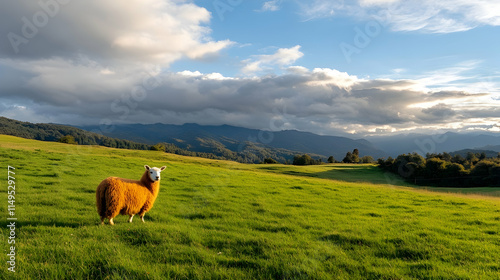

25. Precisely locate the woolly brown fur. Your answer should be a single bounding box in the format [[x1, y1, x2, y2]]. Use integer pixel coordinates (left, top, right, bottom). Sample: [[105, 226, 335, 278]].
[[96, 167, 163, 225]]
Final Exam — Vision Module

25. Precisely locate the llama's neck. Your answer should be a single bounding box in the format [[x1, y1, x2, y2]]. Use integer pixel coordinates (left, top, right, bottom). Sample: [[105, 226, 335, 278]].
[[140, 171, 161, 196]]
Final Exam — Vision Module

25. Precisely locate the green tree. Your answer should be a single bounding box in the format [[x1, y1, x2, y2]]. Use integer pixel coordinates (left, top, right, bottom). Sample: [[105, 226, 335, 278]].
[[466, 152, 479, 165], [342, 152, 353, 163], [293, 154, 318, 165], [59, 135, 77, 145], [360, 156, 374, 163], [263, 158, 278, 164], [352, 149, 360, 163], [452, 154, 466, 164], [151, 143, 166, 152], [479, 152, 487, 161], [393, 153, 425, 178], [327, 156, 335, 163], [384, 157, 394, 168], [441, 152, 452, 162], [424, 158, 448, 178], [293, 154, 311, 165]]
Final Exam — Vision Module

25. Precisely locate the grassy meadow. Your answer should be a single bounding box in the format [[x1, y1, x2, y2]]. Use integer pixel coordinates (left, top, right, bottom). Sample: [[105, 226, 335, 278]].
[[1, 135, 499, 279]]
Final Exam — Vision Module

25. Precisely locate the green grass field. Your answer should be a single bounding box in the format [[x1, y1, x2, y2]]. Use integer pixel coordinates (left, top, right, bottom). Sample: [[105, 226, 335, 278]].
[[1, 135, 499, 279]]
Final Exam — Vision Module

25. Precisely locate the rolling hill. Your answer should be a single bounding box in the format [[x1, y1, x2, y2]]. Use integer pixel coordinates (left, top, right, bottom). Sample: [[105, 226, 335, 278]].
[[0, 116, 151, 150], [0, 116, 386, 163], [0, 135, 499, 279], [0, 117, 303, 163]]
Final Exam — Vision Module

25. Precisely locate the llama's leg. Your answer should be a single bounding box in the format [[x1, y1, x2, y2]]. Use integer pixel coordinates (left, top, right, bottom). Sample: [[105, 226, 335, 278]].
[[105, 203, 122, 226], [138, 206, 149, 223], [100, 217, 105, 225], [128, 215, 134, 223]]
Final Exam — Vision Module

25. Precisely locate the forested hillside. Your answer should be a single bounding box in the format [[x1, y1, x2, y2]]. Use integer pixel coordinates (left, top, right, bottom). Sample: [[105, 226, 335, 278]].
[[0, 117, 317, 163], [0, 117, 151, 149], [379, 152, 500, 187]]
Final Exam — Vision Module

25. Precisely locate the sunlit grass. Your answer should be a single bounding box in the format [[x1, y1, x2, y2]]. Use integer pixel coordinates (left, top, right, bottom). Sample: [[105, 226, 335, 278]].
[[1, 135, 499, 279]]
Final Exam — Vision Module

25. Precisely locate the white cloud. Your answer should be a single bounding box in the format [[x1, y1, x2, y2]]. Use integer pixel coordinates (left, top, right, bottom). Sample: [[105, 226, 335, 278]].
[[298, 0, 341, 21], [298, 0, 500, 33], [0, 0, 233, 65], [360, 0, 400, 6], [241, 45, 304, 74], [260, 0, 282, 12], [2, 56, 499, 135]]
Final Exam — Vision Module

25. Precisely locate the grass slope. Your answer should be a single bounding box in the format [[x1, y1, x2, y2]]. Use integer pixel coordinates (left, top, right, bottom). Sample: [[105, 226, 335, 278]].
[[1, 135, 499, 279]]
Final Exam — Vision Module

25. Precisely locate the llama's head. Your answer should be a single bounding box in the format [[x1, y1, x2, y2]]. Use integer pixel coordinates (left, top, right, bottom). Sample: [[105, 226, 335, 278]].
[[145, 165, 166, 182]]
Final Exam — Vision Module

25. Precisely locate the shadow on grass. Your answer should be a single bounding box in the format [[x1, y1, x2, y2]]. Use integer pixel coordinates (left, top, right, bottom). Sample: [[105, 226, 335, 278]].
[[260, 164, 394, 184], [309, 165, 383, 180]]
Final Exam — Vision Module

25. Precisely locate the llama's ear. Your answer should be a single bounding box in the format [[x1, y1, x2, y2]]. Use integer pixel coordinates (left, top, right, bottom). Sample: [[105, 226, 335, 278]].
[[160, 166, 166, 171], [144, 165, 151, 170]]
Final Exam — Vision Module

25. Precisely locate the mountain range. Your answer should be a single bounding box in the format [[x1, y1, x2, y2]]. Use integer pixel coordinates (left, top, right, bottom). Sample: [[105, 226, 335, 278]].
[[367, 132, 500, 157], [78, 123, 500, 160], [78, 123, 387, 162], [1, 116, 498, 163]]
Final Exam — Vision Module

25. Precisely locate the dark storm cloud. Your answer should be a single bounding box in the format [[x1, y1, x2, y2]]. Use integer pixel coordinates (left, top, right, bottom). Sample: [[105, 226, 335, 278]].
[[1, 62, 498, 135]]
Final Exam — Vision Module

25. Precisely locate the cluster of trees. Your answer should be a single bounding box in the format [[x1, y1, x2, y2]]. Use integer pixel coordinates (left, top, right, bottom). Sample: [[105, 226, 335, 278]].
[[378, 152, 500, 187], [59, 135, 78, 145], [290, 149, 375, 166], [292, 154, 324, 165], [0, 117, 151, 150], [149, 142, 226, 160], [263, 158, 279, 164], [150, 141, 301, 164], [342, 149, 374, 164]]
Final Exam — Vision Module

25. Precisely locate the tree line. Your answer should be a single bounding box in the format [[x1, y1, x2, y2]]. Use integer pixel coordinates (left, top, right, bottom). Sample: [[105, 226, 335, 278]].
[[0, 117, 294, 163], [289, 149, 375, 166], [378, 152, 500, 187], [0, 117, 151, 150]]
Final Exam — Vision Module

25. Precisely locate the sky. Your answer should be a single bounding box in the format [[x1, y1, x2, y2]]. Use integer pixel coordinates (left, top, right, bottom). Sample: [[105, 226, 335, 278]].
[[1, 0, 499, 137]]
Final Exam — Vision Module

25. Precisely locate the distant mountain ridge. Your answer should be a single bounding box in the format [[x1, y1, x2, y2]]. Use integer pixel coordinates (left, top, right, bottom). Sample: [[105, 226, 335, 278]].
[[3, 115, 498, 163], [479, 145, 500, 152], [78, 123, 388, 161], [368, 132, 500, 157], [450, 149, 499, 158]]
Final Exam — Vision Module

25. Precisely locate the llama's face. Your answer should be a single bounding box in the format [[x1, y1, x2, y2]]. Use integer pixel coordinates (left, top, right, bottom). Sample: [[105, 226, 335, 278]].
[[145, 165, 166, 182]]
